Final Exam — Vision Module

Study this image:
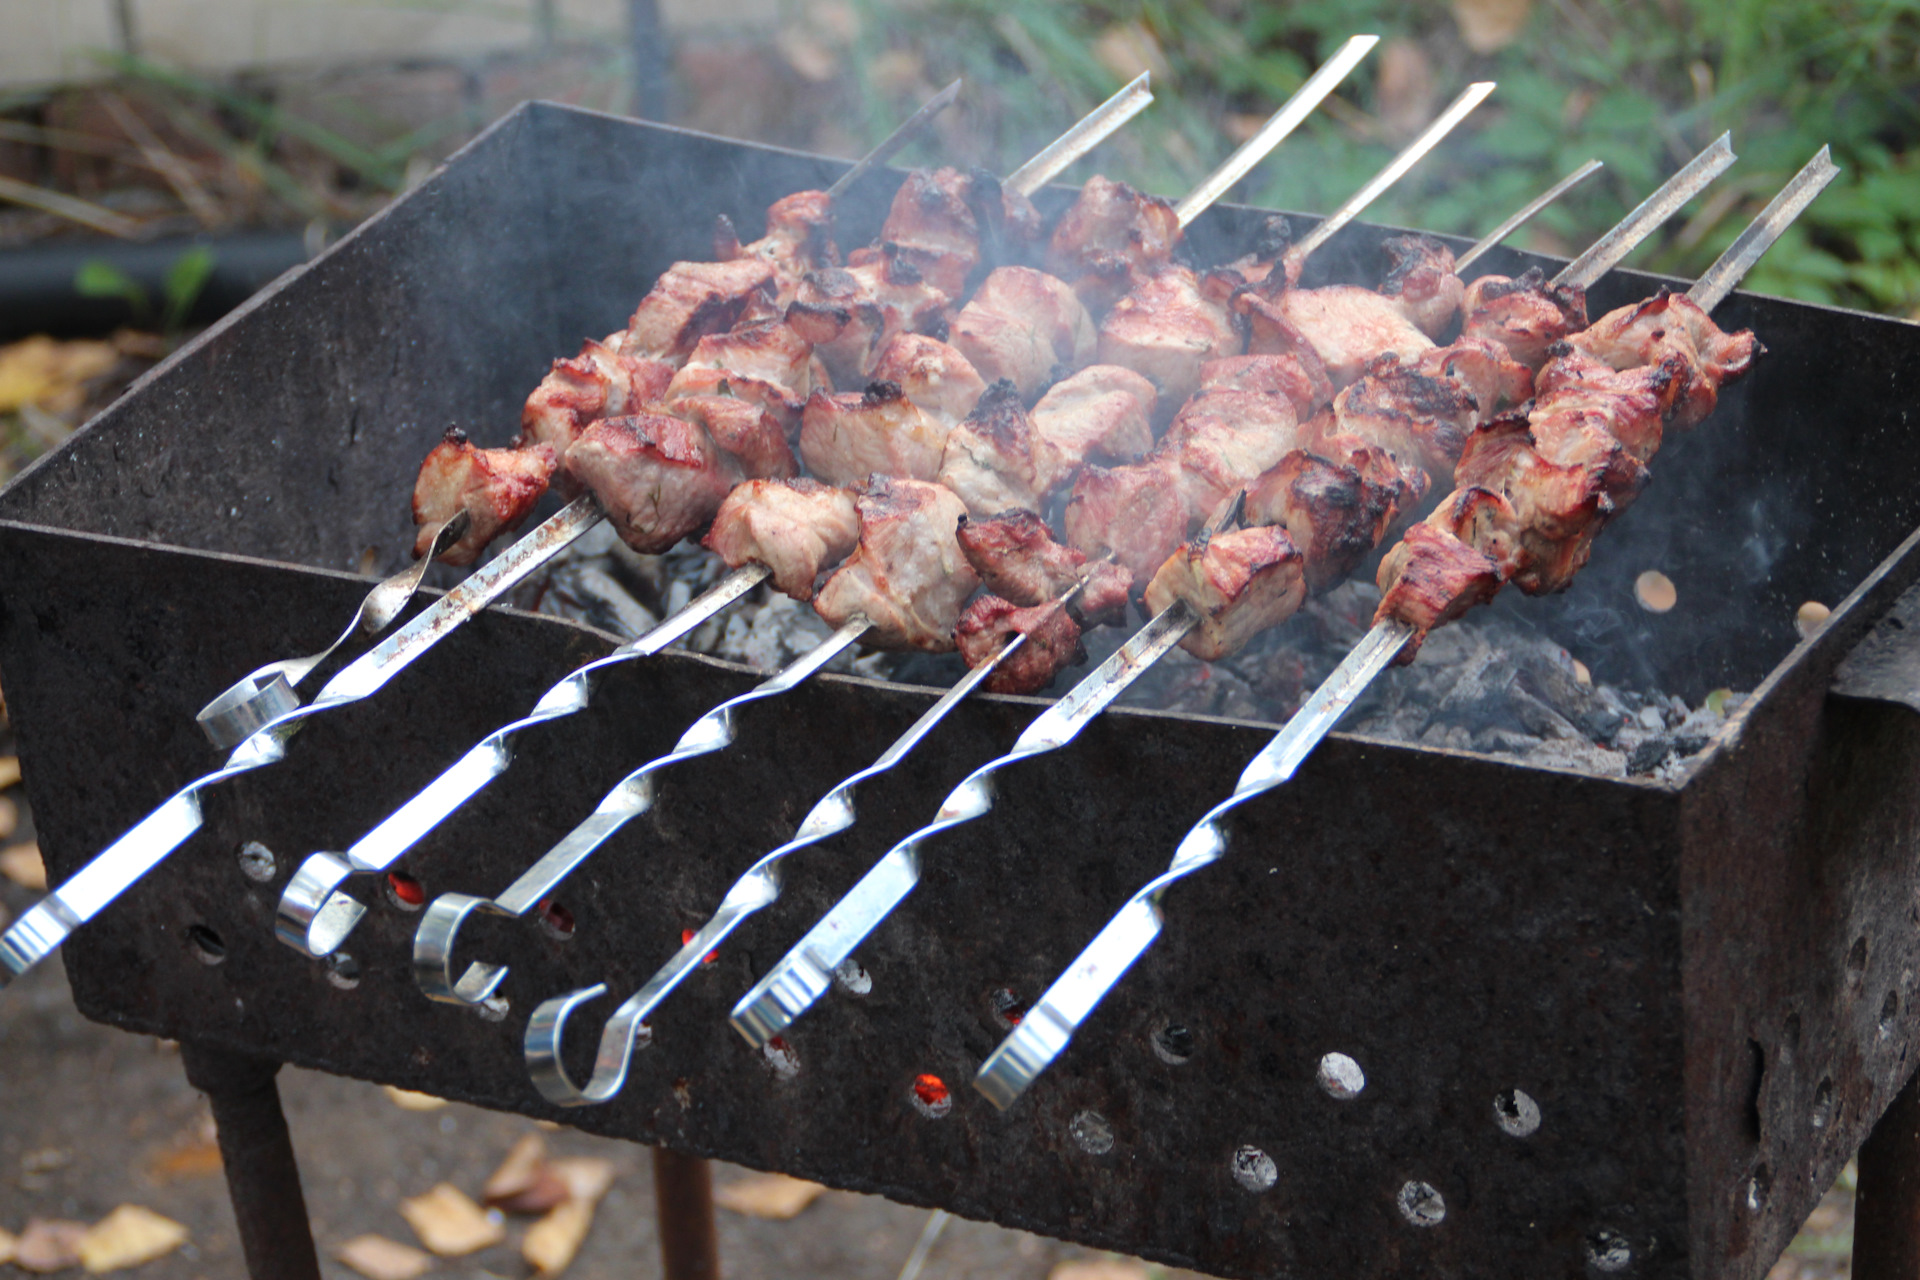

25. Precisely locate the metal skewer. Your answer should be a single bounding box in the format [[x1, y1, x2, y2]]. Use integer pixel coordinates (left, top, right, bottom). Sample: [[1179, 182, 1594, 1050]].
[[1554, 132, 1734, 289], [1455, 157, 1603, 271], [730, 80, 1496, 1050], [194, 512, 472, 749], [413, 613, 873, 1009], [1004, 73, 1154, 196], [523, 577, 1092, 1105], [972, 147, 1840, 1109], [0, 494, 603, 986], [825, 78, 963, 199]]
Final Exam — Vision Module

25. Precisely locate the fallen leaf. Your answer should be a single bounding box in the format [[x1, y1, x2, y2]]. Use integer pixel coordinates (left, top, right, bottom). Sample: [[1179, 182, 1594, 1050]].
[[0, 1226, 16, 1264], [715, 1171, 828, 1220], [0, 338, 119, 415], [78, 1204, 189, 1271], [382, 1085, 448, 1111], [1049, 1260, 1152, 1280], [1451, 0, 1534, 51], [147, 1125, 223, 1181], [522, 1198, 594, 1276], [0, 756, 19, 789], [335, 1233, 433, 1280], [398, 1183, 505, 1257], [0, 794, 17, 841], [1, 842, 45, 891], [482, 1133, 568, 1214], [1375, 39, 1437, 140], [14, 1218, 87, 1272], [1092, 21, 1172, 84], [551, 1157, 616, 1205]]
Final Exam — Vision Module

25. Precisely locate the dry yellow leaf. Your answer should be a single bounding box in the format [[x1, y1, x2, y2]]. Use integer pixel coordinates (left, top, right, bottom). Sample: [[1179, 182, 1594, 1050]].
[[399, 1183, 505, 1257], [0, 756, 20, 789], [335, 1233, 433, 1280], [714, 1172, 827, 1220], [0, 794, 17, 842], [1, 843, 45, 891], [483, 1133, 568, 1214], [1049, 1260, 1151, 1280], [1092, 22, 1171, 84], [551, 1157, 616, 1205], [147, 1130, 223, 1181], [1450, 0, 1534, 51], [0, 337, 118, 415], [14, 1218, 87, 1272], [522, 1198, 594, 1277], [78, 1204, 189, 1271], [0, 1226, 16, 1264], [382, 1085, 448, 1111]]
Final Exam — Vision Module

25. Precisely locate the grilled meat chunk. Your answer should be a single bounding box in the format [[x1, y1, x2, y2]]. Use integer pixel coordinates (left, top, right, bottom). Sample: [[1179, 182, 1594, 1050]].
[[669, 395, 798, 480], [1160, 389, 1306, 524], [563, 414, 742, 554], [867, 333, 987, 427], [863, 166, 1041, 298], [1030, 364, 1157, 476], [814, 477, 981, 651], [1045, 175, 1182, 312], [617, 259, 778, 364], [938, 381, 1045, 516], [955, 595, 1086, 694], [1243, 449, 1402, 595], [1378, 235, 1466, 338], [1276, 284, 1436, 388], [1326, 353, 1481, 477], [1408, 338, 1534, 424], [411, 428, 557, 565], [799, 379, 953, 485], [1063, 453, 1189, 591], [1199, 352, 1333, 419], [795, 254, 951, 389], [1373, 514, 1507, 645], [955, 508, 1133, 627], [703, 477, 859, 600], [1095, 266, 1243, 411], [1143, 526, 1307, 661], [950, 266, 1097, 401], [520, 340, 674, 456], [1459, 269, 1588, 370], [1565, 291, 1759, 428], [714, 189, 838, 300], [663, 317, 816, 430]]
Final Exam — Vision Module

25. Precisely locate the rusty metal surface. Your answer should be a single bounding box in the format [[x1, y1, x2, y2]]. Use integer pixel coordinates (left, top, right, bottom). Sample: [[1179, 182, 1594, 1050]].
[[4, 106, 1920, 1278]]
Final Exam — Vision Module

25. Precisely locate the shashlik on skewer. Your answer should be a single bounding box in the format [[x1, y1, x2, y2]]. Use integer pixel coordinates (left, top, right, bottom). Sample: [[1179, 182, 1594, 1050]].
[[971, 149, 1839, 1111]]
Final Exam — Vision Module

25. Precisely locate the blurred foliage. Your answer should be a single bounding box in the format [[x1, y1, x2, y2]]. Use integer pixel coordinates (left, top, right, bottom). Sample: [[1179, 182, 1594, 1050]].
[[75, 246, 216, 333], [834, 0, 1920, 315]]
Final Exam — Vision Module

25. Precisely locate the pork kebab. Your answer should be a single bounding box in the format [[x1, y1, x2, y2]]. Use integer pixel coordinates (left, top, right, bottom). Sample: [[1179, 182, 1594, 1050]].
[[972, 149, 1838, 1110]]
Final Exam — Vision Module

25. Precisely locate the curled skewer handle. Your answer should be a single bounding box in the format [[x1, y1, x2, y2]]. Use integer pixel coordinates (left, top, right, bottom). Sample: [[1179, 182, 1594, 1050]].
[[414, 615, 872, 1007], [273, 563, 768, 959], [0, 498, 602, 988], [973, 617, 1412, 1108], [730, 601, 1198, 1049], [195, 511, 473, 749]]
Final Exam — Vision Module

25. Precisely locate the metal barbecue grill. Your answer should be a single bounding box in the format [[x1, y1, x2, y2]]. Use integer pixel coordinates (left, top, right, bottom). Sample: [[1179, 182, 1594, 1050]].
[[6, 102, 1920, 1280]]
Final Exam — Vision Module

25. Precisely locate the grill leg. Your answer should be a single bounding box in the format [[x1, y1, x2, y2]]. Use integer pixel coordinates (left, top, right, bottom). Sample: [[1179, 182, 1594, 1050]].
[[653, 1147, 721, 1280], [180, 1041, 323, 1280], [1854, 1064, 1920, 1280]]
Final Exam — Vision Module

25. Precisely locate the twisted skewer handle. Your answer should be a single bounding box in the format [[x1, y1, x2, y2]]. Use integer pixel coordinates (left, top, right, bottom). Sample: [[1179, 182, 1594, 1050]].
[[0, 496, 602, 987], [973, 617, 1411, 1108], [413, 614, 872, 1007], [729, 600, 1198, 1049], [274, 563, 768, 958]]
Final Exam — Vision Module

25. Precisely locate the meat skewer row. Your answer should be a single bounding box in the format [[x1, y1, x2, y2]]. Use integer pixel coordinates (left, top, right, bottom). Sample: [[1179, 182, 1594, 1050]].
[[391, 48, 1390, 1004], [271, 87, 1169, 960], [726, 85, 1503, 1050], [971, 149, 1838, 1109]]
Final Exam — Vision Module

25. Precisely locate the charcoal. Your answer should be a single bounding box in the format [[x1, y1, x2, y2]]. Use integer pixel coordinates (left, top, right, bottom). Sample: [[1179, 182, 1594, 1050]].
[[1629, 737, 1675, 775]]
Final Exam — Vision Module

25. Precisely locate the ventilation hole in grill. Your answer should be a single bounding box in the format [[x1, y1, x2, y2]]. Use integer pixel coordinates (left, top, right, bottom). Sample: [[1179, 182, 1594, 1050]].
[[1397, 1180, 1445, 1227], [1586, 1228, 1633, 1272], [538, 899, 575, 941], [1880, 989, 1900, 1037], [1848, 935, 1870, 983], [989, 987, 1028, 1030], [326, 953, 361, 990], [477, 995, 510, 1023], [1744, 1038, 1767, 1143], [186, 924, 226, 965], [911, 1073, 951, 1119], [1494, 1088, 1542, 1137], [1230, 1145, 1276, 1192], [832, 959, 872, 995], [385, 872, 425, 911], [680, 928, 716, 966], [763, 1035, 799, 1079], [1069, 1110, 1115, 1156], [1747, 1164, 1772, 1212], [236, 841, 276, 883], [1811, 1078, 1835, 1130], [1317, 1053, 1365, 1100], [1153, 1022, 1194, 1065]]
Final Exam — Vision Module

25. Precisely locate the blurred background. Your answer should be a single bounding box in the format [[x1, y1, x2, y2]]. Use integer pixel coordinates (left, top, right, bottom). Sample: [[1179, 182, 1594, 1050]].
[[0, 1, 1901, 1275]]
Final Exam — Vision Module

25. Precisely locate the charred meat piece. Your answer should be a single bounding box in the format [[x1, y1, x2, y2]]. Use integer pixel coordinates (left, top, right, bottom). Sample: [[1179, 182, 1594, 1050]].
[[799, 379, 953, 485], [412, 428, 557, 565], [1276, 285, 1436, 388], [1199, 353, 1333, 419], [938, 381, 1045, 516], [1029, 364, 1157, 479], [1373, 514, 1508, 647], [663, 317, 816, 430], [814, 477, 981, 651], [955, 595, 1086, 694], [703, 477, 859, 600], [1160, 389, 1307, 524], [865, 166, 1041, 298], [1045, 175, 1182, 312], [956, 508, 1133, 627], [616, 259, 778, 364], [1143, 526, 1308, 662], [1243, 449, 1402, 595], [795, 253, 951, 389], [1063, 453, 1189, 591], [1407, 338, 1533, 425], [521, 340, 675, 456], [1095, 266, 1243, 412], [1378, 235, 1466, 338], [1458, 269, 1588, 370], [1326, 353, 1480, 478], [950, 266, 1097, 401], [867, 333, 987, 427], [1565, 291, 1759, 429], [714, 189, 838, 300], [1525, 347, 1692, 464], [669, 394, 798, 480], [563, 414, 742, 554]]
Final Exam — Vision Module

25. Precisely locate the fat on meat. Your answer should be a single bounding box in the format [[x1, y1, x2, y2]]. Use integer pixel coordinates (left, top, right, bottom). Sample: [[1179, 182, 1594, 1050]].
[[1143, 525, 1307, 662], [1095, 266, 1243, 412], [950, 267, 1097, 401], [799, 379, 953, 485], [954, 595, 1086, 694], [956, 509, 1132, 626], [411, 428, 557, 565], [563, 413, 742, 554], [702, 477, 859, 600], [813, 477, 981, 651]]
